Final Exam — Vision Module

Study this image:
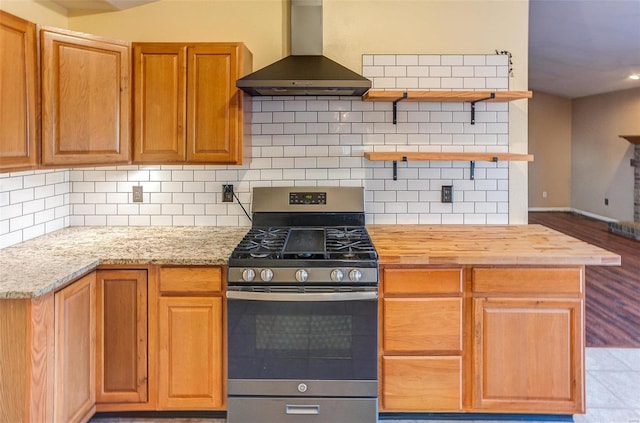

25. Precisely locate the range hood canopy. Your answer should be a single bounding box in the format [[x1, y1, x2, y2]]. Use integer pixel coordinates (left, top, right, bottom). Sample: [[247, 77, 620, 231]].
[[236, 0, 371, 97]]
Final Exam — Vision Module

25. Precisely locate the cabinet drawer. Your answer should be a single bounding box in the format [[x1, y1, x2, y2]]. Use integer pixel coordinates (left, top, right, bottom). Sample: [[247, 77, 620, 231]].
[[473, 268, 583, 295], [160, 267, 222, 294], [383, 298, 461, 352], [383, 268, 462, 294], [382, 356, 461, 411]]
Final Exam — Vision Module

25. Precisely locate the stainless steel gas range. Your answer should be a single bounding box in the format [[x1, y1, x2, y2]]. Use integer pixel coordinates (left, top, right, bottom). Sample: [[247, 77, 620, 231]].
[[226, 186, 379, 423]]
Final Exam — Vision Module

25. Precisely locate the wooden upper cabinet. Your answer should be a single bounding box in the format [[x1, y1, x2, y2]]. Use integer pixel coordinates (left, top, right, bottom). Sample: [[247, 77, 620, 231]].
[[132, 44, 186, 162], [41, 27, 131, 167], [133, 42, 251, 165], [0, 11, 39, 173]]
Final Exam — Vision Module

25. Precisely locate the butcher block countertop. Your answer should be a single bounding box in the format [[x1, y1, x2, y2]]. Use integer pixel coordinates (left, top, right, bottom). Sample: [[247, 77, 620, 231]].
[[367, 224, 621, 266], [0, 224, 620, 299]]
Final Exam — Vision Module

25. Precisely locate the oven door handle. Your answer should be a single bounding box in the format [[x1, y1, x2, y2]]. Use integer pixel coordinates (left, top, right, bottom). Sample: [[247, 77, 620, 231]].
[[226, 290, 377, 302]]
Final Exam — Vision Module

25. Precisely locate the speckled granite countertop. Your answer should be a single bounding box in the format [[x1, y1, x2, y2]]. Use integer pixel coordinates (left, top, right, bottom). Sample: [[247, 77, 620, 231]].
[[0, 226, 249, 299]]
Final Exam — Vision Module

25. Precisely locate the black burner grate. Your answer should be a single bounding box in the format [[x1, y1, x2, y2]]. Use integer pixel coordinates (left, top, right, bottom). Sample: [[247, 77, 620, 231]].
[[230, 226, 377, 261]]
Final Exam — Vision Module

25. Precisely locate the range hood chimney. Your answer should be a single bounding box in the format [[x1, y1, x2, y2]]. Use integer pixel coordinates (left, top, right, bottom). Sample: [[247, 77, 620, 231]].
[[236, 0, 371, 96]]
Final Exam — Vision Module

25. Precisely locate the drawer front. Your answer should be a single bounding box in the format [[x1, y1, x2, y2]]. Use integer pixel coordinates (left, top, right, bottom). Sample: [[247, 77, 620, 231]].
[[383, 268, 462, 295], [382, 356, 462, 411], [159, 267, 222, 294], [472, 267, 583, 295], [383, 298, 462, 352]]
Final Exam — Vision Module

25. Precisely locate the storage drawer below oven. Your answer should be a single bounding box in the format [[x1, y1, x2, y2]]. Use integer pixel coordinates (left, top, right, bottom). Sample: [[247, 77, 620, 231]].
[[227, 396, 378, 423]]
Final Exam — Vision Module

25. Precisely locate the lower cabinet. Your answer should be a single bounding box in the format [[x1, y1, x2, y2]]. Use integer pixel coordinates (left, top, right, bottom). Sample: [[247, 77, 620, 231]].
[[54, 272, 97, 423], [471, 267, 585, 414], [156, 266, 225, 410], [380, 267, 463, 412], [96, 269, 149, 408], [380, 265, 586, 415], [382, 356, 461, 411]]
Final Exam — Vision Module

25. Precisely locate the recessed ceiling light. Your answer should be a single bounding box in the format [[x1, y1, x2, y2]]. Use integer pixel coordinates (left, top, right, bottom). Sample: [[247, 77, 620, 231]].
[[630, 74, 640, 80]]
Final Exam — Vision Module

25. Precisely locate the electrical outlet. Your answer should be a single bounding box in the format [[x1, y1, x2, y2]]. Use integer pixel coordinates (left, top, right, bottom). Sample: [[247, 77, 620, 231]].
[[132, 186, 143, 203], [441, 185, 453, 203], [542, 191, 547, 199], [223, 184, 234, 202]]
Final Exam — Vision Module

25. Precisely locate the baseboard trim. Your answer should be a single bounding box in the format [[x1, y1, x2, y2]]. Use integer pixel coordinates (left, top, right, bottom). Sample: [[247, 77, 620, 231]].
[[528, 207, 572, 212], [528, 207, 618, 223]]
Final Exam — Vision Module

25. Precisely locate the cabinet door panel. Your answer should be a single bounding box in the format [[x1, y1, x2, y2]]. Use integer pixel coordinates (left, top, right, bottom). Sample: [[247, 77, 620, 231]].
[[159, 266, 222, 294], [383, 298, 461, 352], [133, 44, 186, 162], [473, 298, 584, 413], [384, 268, 462, 294], [473, 267, 583, 295], [158, 296, 223, 409], [382, 356, 461, 411], [54, 273, 96, 423], [41, 29, 130, 166], [0, 11, 38, 172], [187, 45, 239, 163], [96, 270, 148, 405]]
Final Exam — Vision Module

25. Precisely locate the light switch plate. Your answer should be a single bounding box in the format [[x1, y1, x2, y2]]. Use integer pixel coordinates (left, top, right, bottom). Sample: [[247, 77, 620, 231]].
[[132, 186, 143, 203], [441, 185, 453, 203]]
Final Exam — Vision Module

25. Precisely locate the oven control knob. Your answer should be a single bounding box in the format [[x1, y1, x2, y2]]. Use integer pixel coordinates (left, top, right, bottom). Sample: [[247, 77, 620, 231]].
[[242, 268, 256, 282], [349, 269, 362, 282], [330, 269, 344, 282], [260, 268, 274, 282], [297, 383, 308, 393], [295, 269, 309, 282]]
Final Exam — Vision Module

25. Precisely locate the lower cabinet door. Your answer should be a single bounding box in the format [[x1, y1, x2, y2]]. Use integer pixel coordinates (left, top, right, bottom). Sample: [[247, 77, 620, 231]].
[[54, 272, 96, 423], [473, 297, 584, 413], [381, 356, 462, 411], [158, 296, 223, 409], [96, 270, 148, 405]]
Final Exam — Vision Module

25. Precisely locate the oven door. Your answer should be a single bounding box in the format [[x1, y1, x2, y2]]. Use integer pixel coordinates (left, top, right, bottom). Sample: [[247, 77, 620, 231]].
[[226, 288, 378, 398]]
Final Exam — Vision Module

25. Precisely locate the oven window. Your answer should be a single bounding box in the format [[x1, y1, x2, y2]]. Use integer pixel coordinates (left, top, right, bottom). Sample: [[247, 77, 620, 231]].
[[228, 299, 377, 381], [256, 315, 352, 350]]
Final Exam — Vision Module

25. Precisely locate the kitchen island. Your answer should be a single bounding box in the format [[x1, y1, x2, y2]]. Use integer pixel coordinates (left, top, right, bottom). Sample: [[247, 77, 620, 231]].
[[0, 225, 620, 422], [369, 224, 620, 415]]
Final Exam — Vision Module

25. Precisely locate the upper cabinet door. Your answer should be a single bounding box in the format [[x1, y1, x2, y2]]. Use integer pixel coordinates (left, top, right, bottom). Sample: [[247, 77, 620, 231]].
[[187, 44, 242, 164], [132, 43, 187, 163], [132, 42, 251, 165], [41, 28, 131, 166], [0, 11, 39, 173]]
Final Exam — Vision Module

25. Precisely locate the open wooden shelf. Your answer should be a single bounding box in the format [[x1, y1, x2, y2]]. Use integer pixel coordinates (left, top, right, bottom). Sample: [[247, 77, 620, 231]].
[[364, 152, 534, 162], [362, 90, 533, 103], [361, 90, 532, 124], [619, 135, 640, 144], [364, 151, 534, 180]]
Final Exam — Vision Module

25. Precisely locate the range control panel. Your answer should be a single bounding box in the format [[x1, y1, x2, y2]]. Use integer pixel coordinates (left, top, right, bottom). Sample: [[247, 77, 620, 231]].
[[289, 192, 327, 205]]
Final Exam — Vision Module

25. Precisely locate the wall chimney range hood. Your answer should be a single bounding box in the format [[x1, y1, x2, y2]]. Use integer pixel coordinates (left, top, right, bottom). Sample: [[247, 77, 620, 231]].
[[236, 0, 371, 96]]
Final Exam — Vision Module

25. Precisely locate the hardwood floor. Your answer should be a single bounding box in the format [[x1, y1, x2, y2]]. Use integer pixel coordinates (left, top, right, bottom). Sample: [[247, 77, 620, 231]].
[[529, 212, 640, 348]]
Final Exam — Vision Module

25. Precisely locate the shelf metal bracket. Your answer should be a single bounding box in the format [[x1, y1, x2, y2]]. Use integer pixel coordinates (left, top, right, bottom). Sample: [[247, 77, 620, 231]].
[[470, 92, 496, 125], [392, 92, 408, 125], [469, 156, 499, 180], [392, 156, 408, 180]]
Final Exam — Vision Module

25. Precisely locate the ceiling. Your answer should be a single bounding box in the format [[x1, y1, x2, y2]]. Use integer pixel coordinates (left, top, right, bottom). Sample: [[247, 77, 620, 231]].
[[529, 0, 640, 99], [49, 0, 157, 12]]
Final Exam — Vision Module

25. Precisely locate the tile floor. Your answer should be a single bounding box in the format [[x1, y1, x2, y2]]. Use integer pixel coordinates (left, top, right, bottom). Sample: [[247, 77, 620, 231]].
[[91, 348, 640, 423]]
